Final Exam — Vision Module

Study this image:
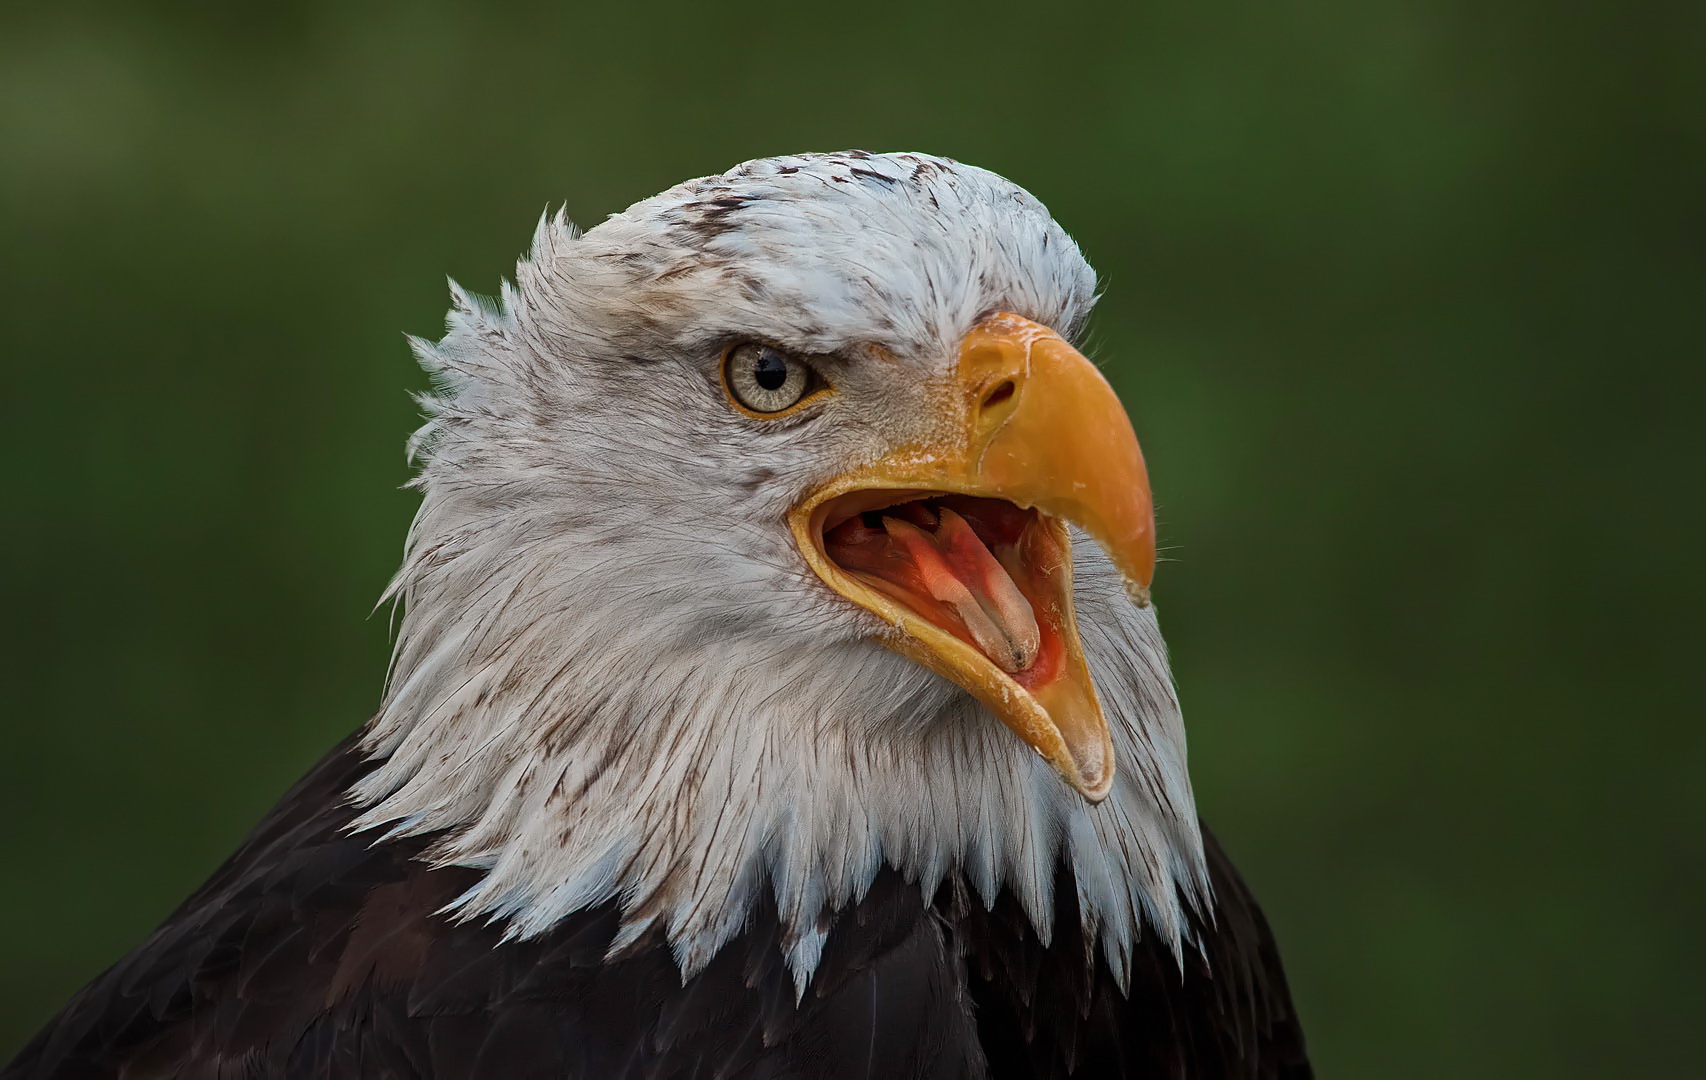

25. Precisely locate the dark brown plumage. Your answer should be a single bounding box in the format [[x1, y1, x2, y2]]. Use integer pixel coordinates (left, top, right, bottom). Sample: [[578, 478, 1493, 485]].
[[2, 735, 1309, 1079]]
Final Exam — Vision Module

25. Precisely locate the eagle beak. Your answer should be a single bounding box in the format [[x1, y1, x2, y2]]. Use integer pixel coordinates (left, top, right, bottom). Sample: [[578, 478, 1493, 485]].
[[789, 313, 1155, 802]]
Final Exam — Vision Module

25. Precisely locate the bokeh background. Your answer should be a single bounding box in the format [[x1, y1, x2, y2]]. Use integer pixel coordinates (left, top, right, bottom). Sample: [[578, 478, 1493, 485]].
[[2, 1, 1700, 1074]]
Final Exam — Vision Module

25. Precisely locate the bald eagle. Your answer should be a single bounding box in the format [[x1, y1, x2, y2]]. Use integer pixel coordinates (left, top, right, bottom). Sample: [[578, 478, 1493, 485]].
[[4, 152, 1310, 1079]]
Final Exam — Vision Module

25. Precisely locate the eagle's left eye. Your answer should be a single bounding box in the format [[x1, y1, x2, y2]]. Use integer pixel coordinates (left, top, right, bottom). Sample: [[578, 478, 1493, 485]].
[[722, 343, 822, 416]]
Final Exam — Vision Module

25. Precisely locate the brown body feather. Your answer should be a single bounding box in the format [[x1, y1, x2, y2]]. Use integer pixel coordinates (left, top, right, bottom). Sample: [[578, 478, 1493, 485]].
[[3, 736, 1308, 1079]]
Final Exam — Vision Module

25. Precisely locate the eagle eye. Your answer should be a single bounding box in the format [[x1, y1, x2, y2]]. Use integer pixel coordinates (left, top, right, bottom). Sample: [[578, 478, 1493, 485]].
[[722, 343, 823, 416]]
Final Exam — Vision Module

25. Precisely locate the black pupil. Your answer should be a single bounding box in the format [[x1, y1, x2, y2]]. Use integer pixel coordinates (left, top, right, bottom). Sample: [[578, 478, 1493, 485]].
[[753, 349, 790, 392]]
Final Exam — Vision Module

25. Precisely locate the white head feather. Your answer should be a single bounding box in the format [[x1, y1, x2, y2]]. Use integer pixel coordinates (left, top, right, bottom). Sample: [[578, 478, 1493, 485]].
[[349, 151, 1209, 993]]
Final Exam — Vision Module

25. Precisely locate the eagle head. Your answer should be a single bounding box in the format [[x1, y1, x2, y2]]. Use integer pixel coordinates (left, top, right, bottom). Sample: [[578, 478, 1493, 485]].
[[352, 151, 1208, 990]]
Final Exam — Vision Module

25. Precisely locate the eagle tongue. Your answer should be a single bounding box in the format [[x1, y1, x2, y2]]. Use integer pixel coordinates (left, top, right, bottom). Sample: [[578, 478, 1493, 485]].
[[880, 510, 1041, 673]]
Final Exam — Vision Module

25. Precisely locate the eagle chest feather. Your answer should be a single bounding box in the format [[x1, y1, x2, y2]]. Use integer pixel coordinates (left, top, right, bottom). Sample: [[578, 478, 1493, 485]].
[[3, 738, 1308, 1079]]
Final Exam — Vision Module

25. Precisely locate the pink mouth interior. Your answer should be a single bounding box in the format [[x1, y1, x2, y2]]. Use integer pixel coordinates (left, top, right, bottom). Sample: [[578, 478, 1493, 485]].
[[821, 494, 1067, 689]]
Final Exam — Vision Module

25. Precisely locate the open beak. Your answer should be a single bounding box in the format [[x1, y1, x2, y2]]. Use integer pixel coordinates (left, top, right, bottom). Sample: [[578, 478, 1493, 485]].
[[789, 313, 1155, 802]]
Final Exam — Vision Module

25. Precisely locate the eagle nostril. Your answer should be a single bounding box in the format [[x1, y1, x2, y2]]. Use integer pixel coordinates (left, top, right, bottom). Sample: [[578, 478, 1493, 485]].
[[981, 380, 1015, 413]]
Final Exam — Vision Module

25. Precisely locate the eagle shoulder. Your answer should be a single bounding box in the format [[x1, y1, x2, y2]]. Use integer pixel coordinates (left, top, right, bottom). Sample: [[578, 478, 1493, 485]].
[[3, 738, 1307, 1079]]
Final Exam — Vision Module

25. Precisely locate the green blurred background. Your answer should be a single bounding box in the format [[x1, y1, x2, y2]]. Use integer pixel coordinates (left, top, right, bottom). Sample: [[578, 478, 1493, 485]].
[[2, 1, 1700, 1074]]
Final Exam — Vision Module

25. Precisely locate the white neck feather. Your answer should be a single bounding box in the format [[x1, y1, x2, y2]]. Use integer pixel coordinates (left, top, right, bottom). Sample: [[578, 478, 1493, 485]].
[[352, 509, 1208, 993]]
